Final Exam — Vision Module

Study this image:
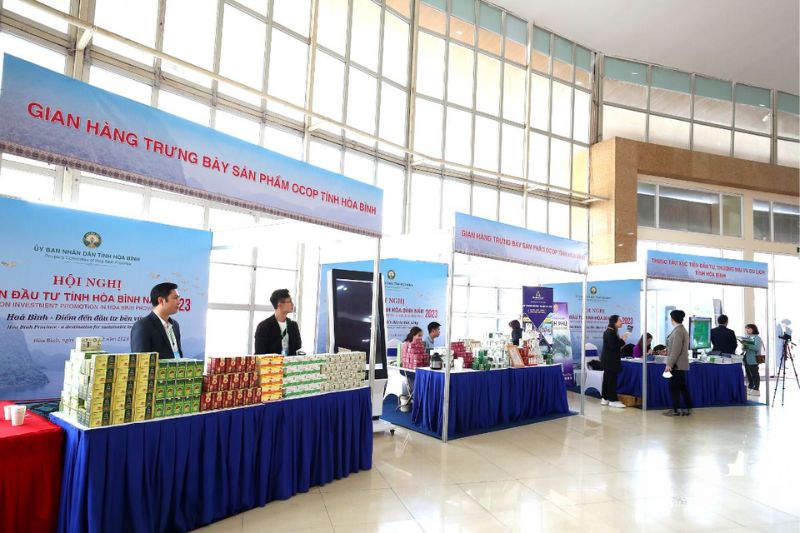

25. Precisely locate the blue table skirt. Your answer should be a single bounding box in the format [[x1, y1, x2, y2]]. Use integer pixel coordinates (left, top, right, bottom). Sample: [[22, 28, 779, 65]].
[[51, 387, 373, 533], [618, 361, 747, 409], [411, 365, 569, 438]]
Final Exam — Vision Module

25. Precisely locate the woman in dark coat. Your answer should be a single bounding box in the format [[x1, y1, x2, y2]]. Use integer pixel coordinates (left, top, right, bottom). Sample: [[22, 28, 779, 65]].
[[600, 314, 630, 407]]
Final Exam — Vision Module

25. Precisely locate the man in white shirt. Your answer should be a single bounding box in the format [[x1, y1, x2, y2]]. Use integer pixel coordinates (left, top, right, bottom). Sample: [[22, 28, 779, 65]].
[[254, 289, 301, 355], [130, 282, 184, 359]]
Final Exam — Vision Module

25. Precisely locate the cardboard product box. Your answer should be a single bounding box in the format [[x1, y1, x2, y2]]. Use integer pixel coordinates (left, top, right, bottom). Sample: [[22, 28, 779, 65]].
[[220, 374, 231, 391], [190, 401, 200, 413], [618, 394, 641, 407], [155, 381, 167, 400], [182, 399, 192, 414], [156, 364, 169, 381], [76, 336, 103, 352], [241, 372, 251, 389], [190, 379, 201, 396], [165, 401, 175, 417], [175, 382, 185, 398], [201, 393, 212, 411], [176, 363, 186, 380], [211, 392, 223, 410], [153, 401, 164, 418], [230, 372, 241, 390], [165, 382, 176, 399]]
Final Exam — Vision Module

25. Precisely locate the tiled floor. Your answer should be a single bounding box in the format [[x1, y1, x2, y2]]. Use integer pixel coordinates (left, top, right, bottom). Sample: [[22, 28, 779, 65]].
[[194, 386, 800, 532]]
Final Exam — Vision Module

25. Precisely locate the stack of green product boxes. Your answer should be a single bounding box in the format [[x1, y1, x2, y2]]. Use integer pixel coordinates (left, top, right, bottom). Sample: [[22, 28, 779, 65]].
[[153, 359, 204, 418]]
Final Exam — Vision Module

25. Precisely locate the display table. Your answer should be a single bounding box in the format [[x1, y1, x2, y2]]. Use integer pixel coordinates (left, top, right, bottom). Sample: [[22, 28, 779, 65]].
[[618, 360, 747, 409], [0, 400, 64, 533], [51, 387, 373, 533], [411, 365, 569, 439]]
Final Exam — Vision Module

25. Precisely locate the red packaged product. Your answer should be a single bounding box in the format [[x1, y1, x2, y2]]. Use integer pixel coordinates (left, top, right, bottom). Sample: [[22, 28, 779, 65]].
[[244, 388, 253, 403], [246, 357, 256, 372], [201, 393, 212, 411], [242, 372, 251, 388], [231, 372, 242, 389], [220, 373, 230, 391], [237, 356, 246, 373], [212, 392, 223, 410]]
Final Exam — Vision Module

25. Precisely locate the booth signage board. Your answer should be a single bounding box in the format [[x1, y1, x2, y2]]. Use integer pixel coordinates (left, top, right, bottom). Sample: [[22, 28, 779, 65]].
[[0, 55, 383, 236], [453, 213, 588, 274], [316, 259, 448, 354], [0, 197, 211, 400], [522, 286, 553, 328], [646, 250, 768, 289], [551, 279, 641, 358]]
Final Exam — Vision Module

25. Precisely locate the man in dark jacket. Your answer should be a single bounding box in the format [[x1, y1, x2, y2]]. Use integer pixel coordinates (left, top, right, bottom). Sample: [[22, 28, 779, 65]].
[[600, 315, 630, 408], [130, 282, 184, 359], [710, 314, 737, 355], [254, 289, 301, 355]]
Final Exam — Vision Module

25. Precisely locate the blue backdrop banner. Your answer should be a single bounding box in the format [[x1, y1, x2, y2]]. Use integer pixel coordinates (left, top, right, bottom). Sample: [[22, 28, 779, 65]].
[[0, 55, 383, 236], [0, 197, 211, 400], [453, 213, 587, 274], [646, 250, 768, 289]]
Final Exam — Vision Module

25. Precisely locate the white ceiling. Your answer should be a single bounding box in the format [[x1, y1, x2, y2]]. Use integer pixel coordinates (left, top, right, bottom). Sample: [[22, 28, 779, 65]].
[[495, 0, 800, 94]]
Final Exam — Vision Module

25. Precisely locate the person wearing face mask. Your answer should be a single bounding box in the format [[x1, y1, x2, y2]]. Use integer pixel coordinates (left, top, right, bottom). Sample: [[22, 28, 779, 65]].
[[664, 309, 693, 417], [600, 314, 631, 408], [254, 289, 302, 356]]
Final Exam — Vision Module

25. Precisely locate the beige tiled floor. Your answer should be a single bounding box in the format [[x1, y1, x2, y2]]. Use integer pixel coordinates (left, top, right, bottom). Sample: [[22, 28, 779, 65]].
[[195, 387, 800, 533]]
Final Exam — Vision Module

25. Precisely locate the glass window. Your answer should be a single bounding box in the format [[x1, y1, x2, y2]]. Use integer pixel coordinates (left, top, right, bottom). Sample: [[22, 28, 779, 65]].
[[501, 124, 524, 178], [773, 202, 800, 244], [477, 3, 502, 55], [571, 205, 588, 242], [0, 165, 54, 202], [312, 51, 345, 122], [308, 140, 341, 173], [602, 105, 645, 142], [158, 90, 211, 126], [414, 98, 443, 158], [753, 200, 771, 241], [503, 64, 526, 123], [528, 133, 548, 184], [343, 151, 375, 185], [450, 0, 475, 45], [254, 268, 296, 299], [386, 0, 410, 18], [351, 0, 381, 71], [442, 178, 471, 228], [447, 43, 474, 107], [722, 195, 742, 238], [219, 5, 266, 103], [4, 0, 70, 33], [530, 27, 550, 74], [419, 0, 446, 34], [692, 124, 730, 156], [637, 182, 656, 227], [735, 84, 771, 134], [214, 109, 260, 144], [379, 82, 408, 152], [416, 32, 446, 99], [573, 90, 591, 144], [575, 46, 592, 89], [499, 288, 522, 315], [659, 186, 720, 235], [410, 172, 441, 232], [346, 67, 378, 136], [777, 140, 800, 168], [499, 190, 523, 226], [648, 115, 690, 149], [94, 0, 158, 64], [733, 132, 770, 163], [504, 16, 527, 64], [162, 0, 217, 85], [445, 107, 473, 166], [472, 184, 497, 220], [0, 32, 65, 73], [530, 74, 550, 131], [78, 182, 144, 218], [376, 162, 405, 235], [549, 138, 571, 189], [552, 36, 573, 83], [89, 66, 151, 105], [603, 57, 647, 109], [383, 12, 410, 86], [571, 145, 589, 193], [468, 286, 496, 314], [273, 0, 310, 36], [527, 196, 547, 232], [548, 201, 570, 238], [473, 116, 499, 172], [475, 54, 501, 115], [205, 310, 250, 355], [316, 0, 348, 55], [267, 30, 308, 121], [551, 81, 572, 138], [263, 125, 303, 159], [694, 76, 732, 126], [149, 195, 204, 229], [650, 67, 691, 118], [777, 92, 799, 140]]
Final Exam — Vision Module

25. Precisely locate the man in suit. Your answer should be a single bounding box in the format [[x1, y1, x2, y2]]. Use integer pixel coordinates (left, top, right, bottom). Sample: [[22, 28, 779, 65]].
[[710, 314, 737, 354], [130, 282, 183, 359], [254, 289, 301, 355]]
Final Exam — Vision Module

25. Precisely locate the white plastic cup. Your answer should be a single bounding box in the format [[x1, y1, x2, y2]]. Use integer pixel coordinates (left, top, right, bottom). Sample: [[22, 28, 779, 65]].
[[10, 405, 26, 426], [3, 405, 13, 420]]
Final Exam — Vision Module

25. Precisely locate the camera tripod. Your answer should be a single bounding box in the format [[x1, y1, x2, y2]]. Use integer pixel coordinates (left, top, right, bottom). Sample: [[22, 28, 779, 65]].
[[772, 337, 799, 407]]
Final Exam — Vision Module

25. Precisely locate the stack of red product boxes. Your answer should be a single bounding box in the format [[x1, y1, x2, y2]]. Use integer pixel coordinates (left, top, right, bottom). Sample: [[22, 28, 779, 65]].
[[450, 341, 473, 368], [402, 337, 429, 369], [200, 356, 260, 411]]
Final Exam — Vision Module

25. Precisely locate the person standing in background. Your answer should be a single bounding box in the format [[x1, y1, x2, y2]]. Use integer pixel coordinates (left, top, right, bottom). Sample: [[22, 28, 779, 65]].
[[741, 324, 763, 396], [600, 315, 630, 408], [664, 310, 693, 416], [254, 289, 301, 355], [509, 320, 523, 346], [711, 314, 737, 355]]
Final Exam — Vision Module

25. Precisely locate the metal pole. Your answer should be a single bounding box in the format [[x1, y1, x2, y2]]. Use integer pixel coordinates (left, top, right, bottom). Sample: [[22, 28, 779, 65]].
[[580, 274, 587, 415], [767, 284, 774, 408], [442, 229, 456, 443], [368, 237, 381, 397], [642, 276, 648, 411]]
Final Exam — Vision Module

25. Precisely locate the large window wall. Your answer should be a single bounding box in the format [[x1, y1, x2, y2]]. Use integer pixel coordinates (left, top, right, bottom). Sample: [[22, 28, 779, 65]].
[[601, 56, 800, 168]]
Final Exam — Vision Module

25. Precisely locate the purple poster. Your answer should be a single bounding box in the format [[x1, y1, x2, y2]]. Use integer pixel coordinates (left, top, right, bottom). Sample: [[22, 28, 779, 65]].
[[522, 286, 553, 328]]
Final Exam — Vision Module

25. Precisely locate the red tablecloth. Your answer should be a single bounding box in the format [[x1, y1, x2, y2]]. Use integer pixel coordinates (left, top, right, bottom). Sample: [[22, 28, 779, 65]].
[[0, 400, 63, 533]]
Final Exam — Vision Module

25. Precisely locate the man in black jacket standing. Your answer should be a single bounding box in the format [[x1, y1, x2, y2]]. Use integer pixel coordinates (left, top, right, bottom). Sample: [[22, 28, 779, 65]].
[[130, 282, 184, 359], [600, 314, 630, 408], [254, 289, 301, 355], [710, 314, 737, 355]]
